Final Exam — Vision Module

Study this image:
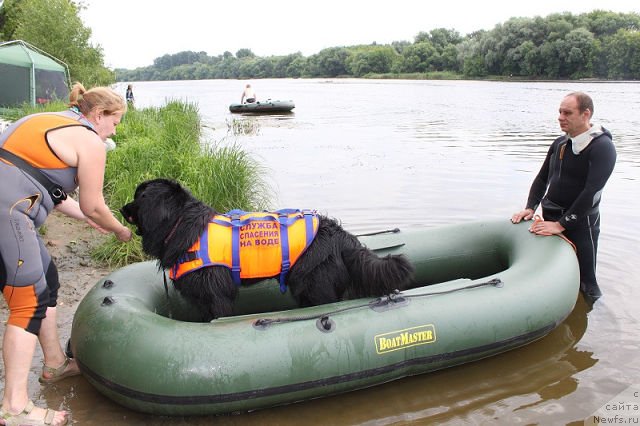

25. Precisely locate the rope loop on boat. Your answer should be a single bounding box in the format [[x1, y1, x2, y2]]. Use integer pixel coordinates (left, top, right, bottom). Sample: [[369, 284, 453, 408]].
[[354, 228, 401, 237], [253, 300, 373, 330], [252, 278, 504, 330], [403, 278, 504, 299]]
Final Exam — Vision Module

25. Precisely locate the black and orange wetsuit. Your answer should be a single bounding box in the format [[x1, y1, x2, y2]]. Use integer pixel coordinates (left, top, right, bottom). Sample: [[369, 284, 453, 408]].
[[0, 110, 95, 334]]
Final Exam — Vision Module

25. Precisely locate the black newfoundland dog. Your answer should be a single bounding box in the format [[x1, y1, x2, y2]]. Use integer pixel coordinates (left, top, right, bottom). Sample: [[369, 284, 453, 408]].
[[120, 179, 414, 320]]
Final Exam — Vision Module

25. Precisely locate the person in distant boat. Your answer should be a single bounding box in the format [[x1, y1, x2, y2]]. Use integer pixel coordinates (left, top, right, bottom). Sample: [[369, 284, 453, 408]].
[[511, 91, 616, 305], [125, 84, 135, 106], [241, 84, 257, 104]]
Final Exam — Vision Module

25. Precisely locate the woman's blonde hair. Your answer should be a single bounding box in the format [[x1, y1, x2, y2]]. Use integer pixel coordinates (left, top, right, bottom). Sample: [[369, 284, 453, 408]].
[[68, 82, 127, 116]]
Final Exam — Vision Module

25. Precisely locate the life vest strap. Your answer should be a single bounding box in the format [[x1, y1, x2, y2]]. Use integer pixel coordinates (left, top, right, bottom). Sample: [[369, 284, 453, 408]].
[[303, 210, 316, 247], [278, 212, 291, 293], [230, 212, 242, 285]]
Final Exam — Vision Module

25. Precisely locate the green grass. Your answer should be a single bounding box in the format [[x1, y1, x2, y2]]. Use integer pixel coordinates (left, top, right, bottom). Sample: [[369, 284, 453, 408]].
[[4, 100, 271, 268], [1, 101, 68, 119]]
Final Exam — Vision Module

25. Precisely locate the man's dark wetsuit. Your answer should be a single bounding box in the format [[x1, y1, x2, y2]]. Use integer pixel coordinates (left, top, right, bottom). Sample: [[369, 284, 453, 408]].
[[525, 126, 616, 299]]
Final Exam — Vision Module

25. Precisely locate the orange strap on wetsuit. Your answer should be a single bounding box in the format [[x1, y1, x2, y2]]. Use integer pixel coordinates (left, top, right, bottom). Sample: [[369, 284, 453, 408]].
[[170, 209, 319, 292]]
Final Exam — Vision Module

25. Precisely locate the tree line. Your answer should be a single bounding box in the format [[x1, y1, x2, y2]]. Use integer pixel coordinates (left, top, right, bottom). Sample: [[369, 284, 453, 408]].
[[117, 10, 640, 81], [1, 1, 638, 85]]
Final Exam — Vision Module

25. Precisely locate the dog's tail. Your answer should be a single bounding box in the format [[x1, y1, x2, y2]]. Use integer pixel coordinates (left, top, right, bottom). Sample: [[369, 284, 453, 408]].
[[342, 248, 414, 298]]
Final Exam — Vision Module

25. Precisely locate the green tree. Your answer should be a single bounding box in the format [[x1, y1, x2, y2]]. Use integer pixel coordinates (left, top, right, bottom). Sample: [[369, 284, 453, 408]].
[[463, 55, 487, 77], [427, 28, 463, 51], [286, 55, 307, 78], [253, 57, 275, 78], [457, 36, 488, 76], [440, 44, 460, 72], [544, 14, 574, 42], [391, 40, 411, 54], [521, 43, 544, 76], [193, 63, 212, 80], [313, 47, 350, 77], [603, 29, 640, 79], [564, 28, 595, 78], [539, 40, 564, 78], [400, 41, 438, 72], [273, 53, 304, 78], [236, 48, 255, 59], [581, 10, 640, 37], [7, 0, 113, 86], [0, 0, 23, 40], [503, 41, 536, 76], [346, 45, 397, 76]]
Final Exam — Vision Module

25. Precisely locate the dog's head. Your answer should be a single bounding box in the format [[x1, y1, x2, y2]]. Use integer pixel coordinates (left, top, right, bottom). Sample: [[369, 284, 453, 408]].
[[120, 178, 215, 263], [120, 178, 196, 237]]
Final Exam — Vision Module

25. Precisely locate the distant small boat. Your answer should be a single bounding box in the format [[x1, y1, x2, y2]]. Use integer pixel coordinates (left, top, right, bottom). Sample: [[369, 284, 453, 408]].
[[229, 99, 295, 114]]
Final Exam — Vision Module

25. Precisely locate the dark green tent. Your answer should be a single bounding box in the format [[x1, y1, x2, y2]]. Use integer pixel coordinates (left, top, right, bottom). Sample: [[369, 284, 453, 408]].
[[0, 40, 70, 107]]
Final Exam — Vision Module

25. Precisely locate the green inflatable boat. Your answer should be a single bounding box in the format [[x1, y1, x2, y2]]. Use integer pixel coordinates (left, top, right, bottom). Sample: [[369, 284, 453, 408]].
[[70, 219, 579, 416], [228, 99, 295, 113]]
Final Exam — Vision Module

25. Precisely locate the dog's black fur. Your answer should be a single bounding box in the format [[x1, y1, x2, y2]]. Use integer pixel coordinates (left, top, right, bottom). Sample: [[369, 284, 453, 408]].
[[120, 178, 414, 320]]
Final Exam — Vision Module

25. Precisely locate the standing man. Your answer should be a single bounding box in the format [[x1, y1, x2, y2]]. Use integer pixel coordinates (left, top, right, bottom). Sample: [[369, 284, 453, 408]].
[[511, 92, 616, 304]]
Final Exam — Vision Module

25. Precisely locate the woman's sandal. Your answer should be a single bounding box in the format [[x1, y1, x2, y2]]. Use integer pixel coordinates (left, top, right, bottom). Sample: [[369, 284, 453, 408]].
[[39, 356, 81, 384], [0, 400, 69, 425]]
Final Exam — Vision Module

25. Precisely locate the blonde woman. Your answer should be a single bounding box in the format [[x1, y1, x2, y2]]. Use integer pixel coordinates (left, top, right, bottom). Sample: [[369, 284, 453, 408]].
[[0, 83, 132, 425]]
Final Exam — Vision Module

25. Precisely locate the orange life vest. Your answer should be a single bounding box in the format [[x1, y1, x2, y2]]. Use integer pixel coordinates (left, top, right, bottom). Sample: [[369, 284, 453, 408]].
[[169, 209, 319, 292]]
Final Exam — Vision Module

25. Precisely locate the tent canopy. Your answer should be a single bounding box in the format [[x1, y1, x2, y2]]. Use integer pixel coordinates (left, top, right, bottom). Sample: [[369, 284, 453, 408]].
[[0, 42, 66, 71], [0, 40, 70, 107]]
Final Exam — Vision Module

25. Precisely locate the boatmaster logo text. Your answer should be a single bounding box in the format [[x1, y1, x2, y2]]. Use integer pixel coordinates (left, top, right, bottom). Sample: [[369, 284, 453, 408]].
[[375, 324, 436, 354]]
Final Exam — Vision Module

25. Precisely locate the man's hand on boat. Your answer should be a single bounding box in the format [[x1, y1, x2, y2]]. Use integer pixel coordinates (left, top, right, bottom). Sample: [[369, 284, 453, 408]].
[[528, 219, 565, 236]]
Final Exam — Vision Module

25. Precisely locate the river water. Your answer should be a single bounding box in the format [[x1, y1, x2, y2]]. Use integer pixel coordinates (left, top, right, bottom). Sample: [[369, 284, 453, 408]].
[[72, 79, 640, 424]]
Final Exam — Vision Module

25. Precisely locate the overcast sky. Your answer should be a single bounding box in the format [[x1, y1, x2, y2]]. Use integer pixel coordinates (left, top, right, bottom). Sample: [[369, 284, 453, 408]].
[[79, 0, 639, 69]]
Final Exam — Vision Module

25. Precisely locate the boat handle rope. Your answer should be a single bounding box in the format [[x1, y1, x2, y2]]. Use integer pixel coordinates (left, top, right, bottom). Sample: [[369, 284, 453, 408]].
[[253, 278, 503, 331], [354, 228, 401, 237]]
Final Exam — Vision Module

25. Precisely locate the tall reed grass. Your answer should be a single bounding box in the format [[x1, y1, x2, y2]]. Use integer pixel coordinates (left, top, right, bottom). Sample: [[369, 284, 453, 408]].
[[4, 100, 271, 267]]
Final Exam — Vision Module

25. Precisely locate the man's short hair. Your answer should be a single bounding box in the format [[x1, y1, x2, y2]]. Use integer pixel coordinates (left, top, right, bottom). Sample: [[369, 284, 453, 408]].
[[567, 91, 594, 117]]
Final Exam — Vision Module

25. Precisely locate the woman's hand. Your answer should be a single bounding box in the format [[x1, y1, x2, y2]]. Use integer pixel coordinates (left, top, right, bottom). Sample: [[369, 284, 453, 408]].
[[115, 226, 133, 242], [86, 218, 109, 234]]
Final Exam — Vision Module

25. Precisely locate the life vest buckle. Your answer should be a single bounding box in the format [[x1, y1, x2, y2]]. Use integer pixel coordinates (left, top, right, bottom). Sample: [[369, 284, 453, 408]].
[[281, 259, 291, 271]]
